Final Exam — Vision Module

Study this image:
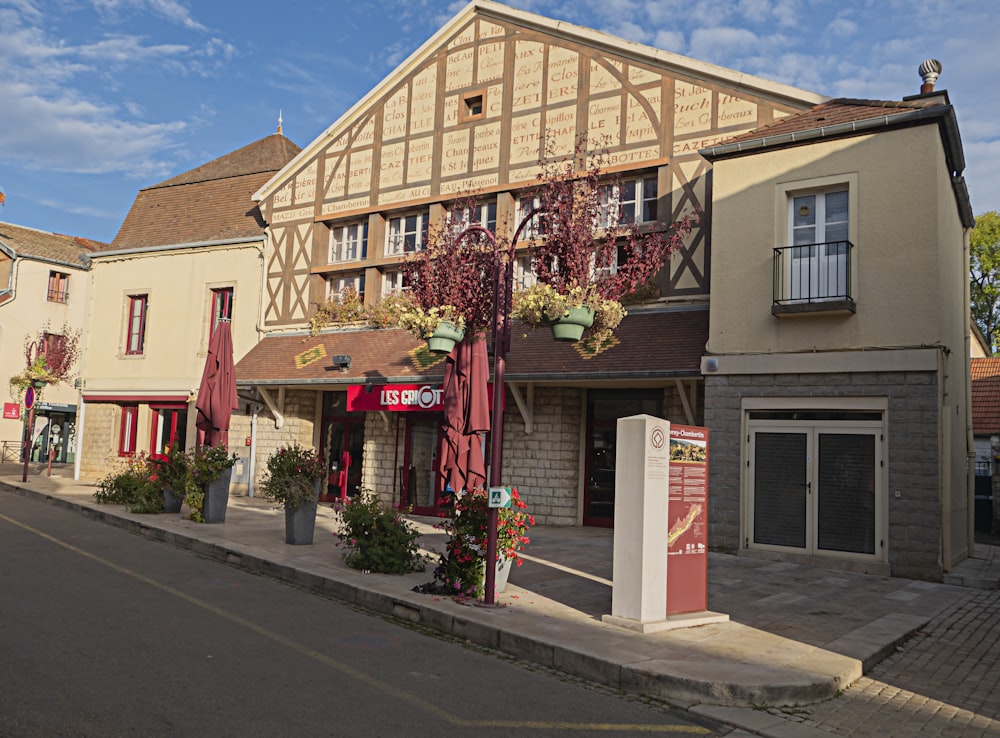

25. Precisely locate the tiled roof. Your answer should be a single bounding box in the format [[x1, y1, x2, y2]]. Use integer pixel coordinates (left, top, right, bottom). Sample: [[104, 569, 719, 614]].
[[0, 221, 104, 266], [720, 97, 945, 147], [110, 133, 301, 250], [234, 306, 709, 385], [971, 358, 1000, 435]]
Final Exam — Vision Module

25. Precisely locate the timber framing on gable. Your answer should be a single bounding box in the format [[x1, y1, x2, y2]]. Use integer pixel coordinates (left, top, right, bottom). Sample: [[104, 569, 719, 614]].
[[256, 1, 825, 327]]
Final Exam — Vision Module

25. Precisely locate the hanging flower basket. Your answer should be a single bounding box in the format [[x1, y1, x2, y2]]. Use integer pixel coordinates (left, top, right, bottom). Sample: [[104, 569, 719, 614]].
[[550, 306, 595, 342], [426, 320, 465, 354]]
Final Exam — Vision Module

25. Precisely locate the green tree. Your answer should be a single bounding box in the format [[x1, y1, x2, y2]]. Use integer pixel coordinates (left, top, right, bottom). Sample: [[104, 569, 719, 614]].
[[971, 211, 1000, 352]]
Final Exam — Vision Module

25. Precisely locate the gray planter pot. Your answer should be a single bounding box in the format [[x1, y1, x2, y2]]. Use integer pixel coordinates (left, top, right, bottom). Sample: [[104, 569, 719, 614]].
[[162, 487, 183, 514], [284, 480, 321, 545], [203, 467, 233, 524]]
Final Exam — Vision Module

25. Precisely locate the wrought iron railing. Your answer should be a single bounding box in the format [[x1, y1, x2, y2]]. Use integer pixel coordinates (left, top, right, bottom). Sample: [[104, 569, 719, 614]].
[[773, 240, 854, 306]]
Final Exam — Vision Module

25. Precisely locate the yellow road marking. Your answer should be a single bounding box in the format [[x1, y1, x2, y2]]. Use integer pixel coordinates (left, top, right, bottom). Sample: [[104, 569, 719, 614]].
[[0, 511, 709, 734]]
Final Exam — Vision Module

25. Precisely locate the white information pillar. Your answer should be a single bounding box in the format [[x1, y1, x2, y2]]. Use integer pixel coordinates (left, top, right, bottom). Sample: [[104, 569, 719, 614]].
[[604, 414, 670, 629], [603, 414, 729, 633]]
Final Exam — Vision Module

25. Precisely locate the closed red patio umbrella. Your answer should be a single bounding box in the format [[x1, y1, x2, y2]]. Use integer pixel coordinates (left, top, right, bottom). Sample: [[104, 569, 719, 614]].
[[195, 320, 239, 449], [438, 335, 490, 498]]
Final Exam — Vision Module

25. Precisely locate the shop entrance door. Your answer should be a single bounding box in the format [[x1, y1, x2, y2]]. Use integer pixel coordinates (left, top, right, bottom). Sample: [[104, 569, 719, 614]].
[[583, 389, 663, 527], [320, 415, 364, 502], [399, 414, 444, 515]]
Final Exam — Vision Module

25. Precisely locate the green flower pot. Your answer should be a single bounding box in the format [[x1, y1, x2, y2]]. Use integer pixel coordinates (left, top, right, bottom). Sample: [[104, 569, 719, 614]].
[[426, 320, 465, 354], [550, 306, 595, 342]]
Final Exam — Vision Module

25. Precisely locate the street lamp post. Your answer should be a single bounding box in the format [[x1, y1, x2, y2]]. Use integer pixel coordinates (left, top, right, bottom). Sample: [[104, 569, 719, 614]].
[[454, 211, 539, 606]]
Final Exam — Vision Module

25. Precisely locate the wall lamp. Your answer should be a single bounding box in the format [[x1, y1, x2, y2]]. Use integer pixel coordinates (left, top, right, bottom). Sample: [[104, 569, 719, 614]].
[[330, 354, 352, 373]]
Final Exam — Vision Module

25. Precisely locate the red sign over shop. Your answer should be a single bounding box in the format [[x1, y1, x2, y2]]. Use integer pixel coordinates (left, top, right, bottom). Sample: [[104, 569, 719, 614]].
[[346, 383, 499, 413], [666, 424, 709, 615], [3, 402, 20, 420]]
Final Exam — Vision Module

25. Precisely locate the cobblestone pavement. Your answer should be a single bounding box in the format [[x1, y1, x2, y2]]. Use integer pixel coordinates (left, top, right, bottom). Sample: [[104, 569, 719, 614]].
[[759, 588, 1000, 737]]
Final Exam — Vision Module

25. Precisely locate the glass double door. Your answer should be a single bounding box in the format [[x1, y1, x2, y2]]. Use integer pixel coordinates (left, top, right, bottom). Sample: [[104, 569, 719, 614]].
[[748, 421, 882, 558]]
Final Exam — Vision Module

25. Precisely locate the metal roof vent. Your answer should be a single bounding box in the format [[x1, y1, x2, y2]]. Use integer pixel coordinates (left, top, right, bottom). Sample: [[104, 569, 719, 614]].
[[919, 59, 942, 94]]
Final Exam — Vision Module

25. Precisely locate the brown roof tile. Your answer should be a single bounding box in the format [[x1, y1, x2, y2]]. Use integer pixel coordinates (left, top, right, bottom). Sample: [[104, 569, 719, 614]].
[[972, 358, 1000, 435], [719, 97, 945, 147], [0, 221, 104, 266], [235, 307, 708, 385], [110, 133, 300, 250]]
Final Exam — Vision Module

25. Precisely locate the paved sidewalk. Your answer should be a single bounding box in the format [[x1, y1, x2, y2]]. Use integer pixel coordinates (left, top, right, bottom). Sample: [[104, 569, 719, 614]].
[[3, 462, 999, 737]]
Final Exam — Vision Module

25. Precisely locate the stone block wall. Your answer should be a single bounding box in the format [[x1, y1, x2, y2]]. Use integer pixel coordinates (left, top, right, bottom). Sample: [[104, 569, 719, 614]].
[[77, 402, 119, 481], [500, 386, 583, 526], [704, 370, 941, 580], [246, 390, 319, 493]]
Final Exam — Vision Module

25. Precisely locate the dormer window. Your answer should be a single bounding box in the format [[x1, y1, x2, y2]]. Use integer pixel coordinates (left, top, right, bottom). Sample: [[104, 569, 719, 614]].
[[461, 91, 486, 122]]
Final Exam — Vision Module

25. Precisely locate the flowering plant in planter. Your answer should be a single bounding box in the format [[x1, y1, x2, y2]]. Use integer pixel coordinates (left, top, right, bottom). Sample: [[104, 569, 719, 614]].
[[431, 486, 535, 598], [148, 446, 198, 500], [260, 444, 327, 512], [185, 444, 238, 522], [511, 283, 627, 345], [309, 286, 367, 335]]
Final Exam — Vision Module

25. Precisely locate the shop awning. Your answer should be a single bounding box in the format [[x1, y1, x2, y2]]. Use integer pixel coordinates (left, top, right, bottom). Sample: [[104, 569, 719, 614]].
[[234, 305, 708, 388]]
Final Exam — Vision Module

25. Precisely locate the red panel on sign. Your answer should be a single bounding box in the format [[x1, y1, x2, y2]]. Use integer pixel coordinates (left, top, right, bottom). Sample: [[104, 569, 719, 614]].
[[347, 383, 498, 413], [666, 424, 709, 615], [3, 403, 20, 420]]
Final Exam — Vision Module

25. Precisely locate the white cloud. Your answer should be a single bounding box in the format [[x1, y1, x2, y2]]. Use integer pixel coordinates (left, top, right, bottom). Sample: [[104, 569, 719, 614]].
[[653, 29, 686, 54], [0, 78, 184, 177], [689, 26, 761, 62], [92, 0, 208, 32], [828, 17, 857, 38]]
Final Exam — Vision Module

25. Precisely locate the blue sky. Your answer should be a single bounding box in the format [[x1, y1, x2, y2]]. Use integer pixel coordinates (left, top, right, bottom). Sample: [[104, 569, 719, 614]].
[[1, 0, 997, 244]]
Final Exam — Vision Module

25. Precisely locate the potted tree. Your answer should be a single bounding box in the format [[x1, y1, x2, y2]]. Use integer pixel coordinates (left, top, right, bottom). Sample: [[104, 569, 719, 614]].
[[260, 444, 327, 544]]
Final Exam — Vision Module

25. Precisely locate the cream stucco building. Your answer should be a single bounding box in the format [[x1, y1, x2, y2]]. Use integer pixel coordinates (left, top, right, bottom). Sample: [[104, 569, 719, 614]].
[[0, 223, 98, 465], [700, 90, 974, 578], [74, 133, 301, 484]]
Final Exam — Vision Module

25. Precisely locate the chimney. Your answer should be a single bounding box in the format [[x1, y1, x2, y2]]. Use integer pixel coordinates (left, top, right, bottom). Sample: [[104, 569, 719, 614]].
[[919, 59, 942, 94]]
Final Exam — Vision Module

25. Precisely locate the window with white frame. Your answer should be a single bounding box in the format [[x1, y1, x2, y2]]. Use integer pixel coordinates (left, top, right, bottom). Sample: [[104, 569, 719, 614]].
[[125, 294, 148, 356], [513, 254, 537, 290], [448, 201, 497, 236], [515, 194, 543, 240], [328, 221, 368, 263], [327, 273, 365, 302], [599, 175, 658, 228], [385, 212, 427, 255], [788, 188, 849, 302], [381, 269, 409, 296]]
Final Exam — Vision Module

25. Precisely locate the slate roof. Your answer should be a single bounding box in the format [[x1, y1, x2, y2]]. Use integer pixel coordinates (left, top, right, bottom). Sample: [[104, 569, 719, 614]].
[[110, 133, 300, 250], [235, 306, 708, 386], [972, 357, 1000, 435], [0, 221, 104, 266]]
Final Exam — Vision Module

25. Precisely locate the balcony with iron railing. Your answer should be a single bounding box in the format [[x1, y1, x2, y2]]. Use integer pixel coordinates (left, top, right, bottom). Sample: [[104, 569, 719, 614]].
[[772, 240, 855, 316]]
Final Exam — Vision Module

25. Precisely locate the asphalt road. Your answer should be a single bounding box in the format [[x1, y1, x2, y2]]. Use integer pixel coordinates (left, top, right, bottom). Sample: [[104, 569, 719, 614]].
[[0, 491, 729, 737]]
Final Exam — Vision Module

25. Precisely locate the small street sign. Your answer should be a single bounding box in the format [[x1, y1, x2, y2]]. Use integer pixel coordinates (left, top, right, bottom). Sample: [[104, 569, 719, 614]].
[[24, 386, 35, 411], [488, 486, 512, 509]]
